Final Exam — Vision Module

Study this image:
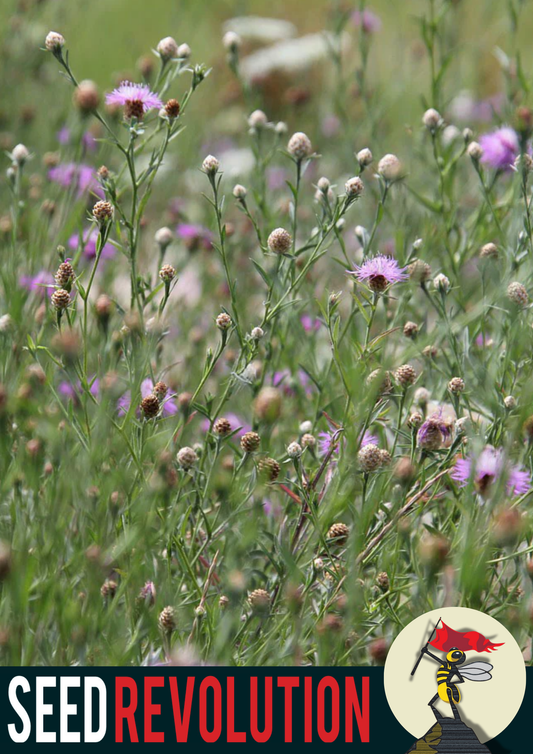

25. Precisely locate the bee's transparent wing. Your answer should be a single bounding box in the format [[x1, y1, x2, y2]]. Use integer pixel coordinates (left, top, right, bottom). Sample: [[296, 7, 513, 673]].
[[460, 662, 493, 681]]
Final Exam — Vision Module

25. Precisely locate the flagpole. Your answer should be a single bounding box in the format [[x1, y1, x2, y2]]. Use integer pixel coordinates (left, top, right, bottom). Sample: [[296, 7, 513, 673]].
[[411, 617, 442, 676]]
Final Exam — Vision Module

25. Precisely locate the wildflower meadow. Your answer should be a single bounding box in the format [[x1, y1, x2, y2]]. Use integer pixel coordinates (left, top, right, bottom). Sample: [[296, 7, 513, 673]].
[[1, 0, 533, 667]]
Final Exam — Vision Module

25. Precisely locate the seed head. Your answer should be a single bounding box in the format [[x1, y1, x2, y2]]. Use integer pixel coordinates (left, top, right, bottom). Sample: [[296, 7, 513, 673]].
[[95, 294, 113, 321], [408, 259, 431, 283], [301, 433, 316, 449], [369, 638, 389, 664], [164, 98, 180, 119], [395, 364, 417, 387], [12, 144, 29, 165], [54, 261, 75, 287], [267, 227, 292, 254], [357, 147, 373, 168], [248, 588, 270, 615], [419, 533, 450, 569], [92, 200, 114, 225], [223, 31, 241, 52], [394, 457, 417, 484], [97, 165, 109, 181], [507, 281, 528, 307], [379, 449, 392, 466], [241, 431, 260, 453], [287, 441, 302, 459], [159, 264, 176, 282], [177, 446, 199, 469], [140, 394, 160, 419], [287, 131, 312, 160], [448, 377, 465, 394], [158, 605, 176, 632], [138, 580, 156, 606], [467, 141, 483, 160], [358, 443, 382, 472], [248, 109, 268, 129], [51, 288, 71, 310], [202, 154, 219, 175], [423, 108, 442, 130], [366, 368, 392, 395], [433, 273, 450, 293], [155, 226, 173, 248], [157, 36, 178, 61], [258, 457, 280, 482], [45, 31, 65, 52], [376, 571, 390, 591], [213, 417, 232, 437], [327, 522, 349, 544], [345, 176, 364, 198], [408, 412, 423, 429], [480, 242, 498, 259], [377, 153, 402, 181], [216, 312, 232, 330], [153, 381, 168, 399], [403, 321, 419, 339], [100, 579, 118, 600], [254, 386, 282, 422], [233, 184, 247, 199], [74, 80, 100, 112]]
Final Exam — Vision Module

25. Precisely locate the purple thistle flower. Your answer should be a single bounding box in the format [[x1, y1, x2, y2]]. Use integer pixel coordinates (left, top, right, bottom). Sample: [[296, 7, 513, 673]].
[[105, 81, 163, 117], [48, 162, 103, 198], [272, 369, 314, 398], [347, 254, 408, 293], [362, 430, 379, 447], [176, 223, 213, 252], [351, 9, 382, 33], [479, 127, 519, 171], [452, 446, 530, 498], [68, 227, 115, 261], [318, 431, 339, 458], [57, 128, 97, 152], [318, 429, 377, 457], [59, 377, 100, 403], [118, 379, 177, 417], [262, 497, 282, 519], [300, 314, 321, 333], [19, 270, 54, 297]]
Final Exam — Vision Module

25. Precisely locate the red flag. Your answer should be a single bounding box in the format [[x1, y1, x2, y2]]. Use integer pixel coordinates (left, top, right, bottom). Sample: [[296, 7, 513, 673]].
[[429, 621, 504, 653]]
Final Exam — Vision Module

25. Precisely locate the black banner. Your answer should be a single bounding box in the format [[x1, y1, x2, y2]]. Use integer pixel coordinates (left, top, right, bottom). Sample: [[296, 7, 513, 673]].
[[0, 667, 530, 750]]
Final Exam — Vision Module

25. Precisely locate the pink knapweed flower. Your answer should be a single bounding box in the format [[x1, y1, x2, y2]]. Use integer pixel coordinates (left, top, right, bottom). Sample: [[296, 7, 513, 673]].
[[68, 227, 115, 261], [451, 446, 530, 498], [347, 254, 407, 292], [19, 270, 54, 297], [351, 9, 382, 33], [176, 223, 213, 252], [106, 82, 162, 118], [48, 162, 103, 198], [300, 314, 321, 333], [118, 379, 177, 417], [479, 127, 519, 170]]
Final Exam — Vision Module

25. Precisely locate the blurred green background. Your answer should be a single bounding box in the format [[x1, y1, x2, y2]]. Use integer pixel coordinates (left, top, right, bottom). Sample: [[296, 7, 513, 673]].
[[1, 0, 531, 169]]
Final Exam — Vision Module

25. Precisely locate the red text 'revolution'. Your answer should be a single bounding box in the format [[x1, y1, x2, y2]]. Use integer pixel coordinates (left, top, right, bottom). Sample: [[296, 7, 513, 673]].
[[115, 675, 370, 743]]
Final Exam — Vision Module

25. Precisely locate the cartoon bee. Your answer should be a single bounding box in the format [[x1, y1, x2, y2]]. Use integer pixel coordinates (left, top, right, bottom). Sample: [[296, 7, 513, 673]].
[[419, 645, 493, 710], [410, 618, 501, 721]]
